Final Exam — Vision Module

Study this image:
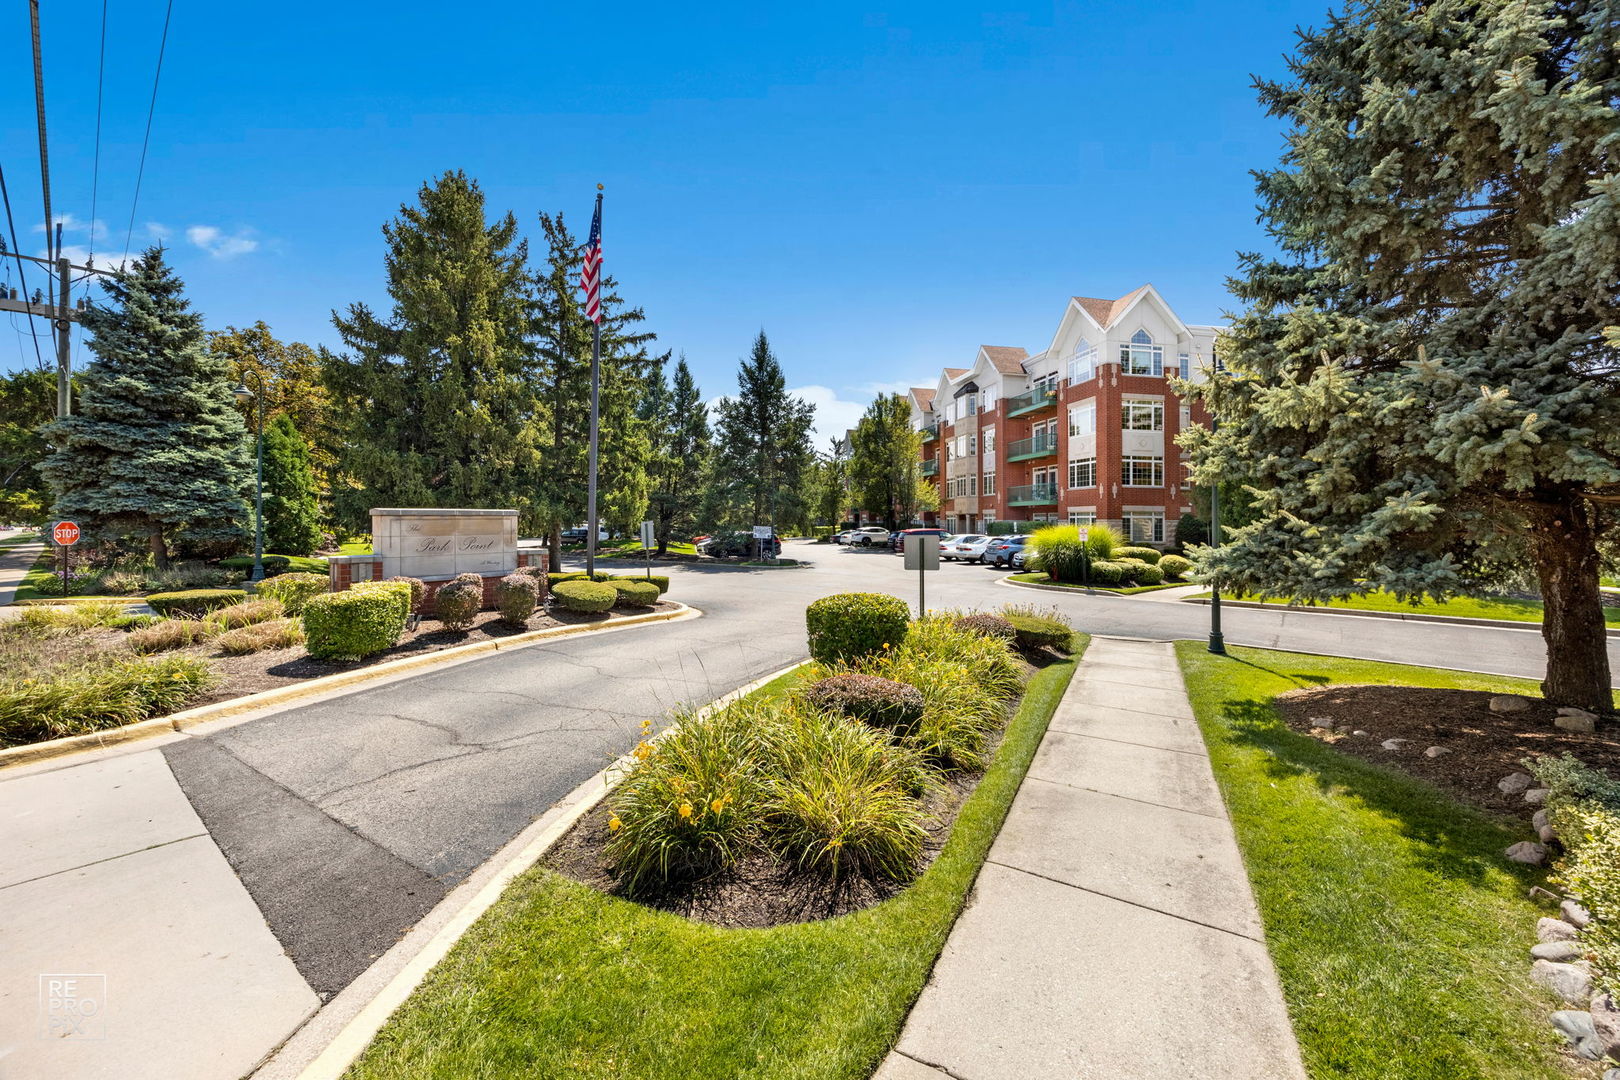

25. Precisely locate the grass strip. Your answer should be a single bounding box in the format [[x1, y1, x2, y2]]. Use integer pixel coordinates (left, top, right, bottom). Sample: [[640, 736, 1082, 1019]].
[[347, 638, 1085, 1080], [1174, 642, 1577, 1080], [1187, 587, 1620, 628], [1007, 572, 1183, 595]]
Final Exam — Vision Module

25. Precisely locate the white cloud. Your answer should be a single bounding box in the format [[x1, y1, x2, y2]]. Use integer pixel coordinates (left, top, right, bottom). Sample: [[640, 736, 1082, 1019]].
[[852, 378, 931, 398], [32, 213, 108, 241], [791, 385, 871, 453], [146, 222, 172, 241], [186, 225, 258, 259]]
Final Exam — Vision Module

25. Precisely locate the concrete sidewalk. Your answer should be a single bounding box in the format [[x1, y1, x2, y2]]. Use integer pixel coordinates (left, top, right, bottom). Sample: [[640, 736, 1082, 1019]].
[[0, 540, 44, 606], [875, 636, 1305, 1080]]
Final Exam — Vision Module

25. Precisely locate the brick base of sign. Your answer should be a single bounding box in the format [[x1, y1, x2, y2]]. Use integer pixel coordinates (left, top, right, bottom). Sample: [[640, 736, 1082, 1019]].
[[326, 548, 550, 614]]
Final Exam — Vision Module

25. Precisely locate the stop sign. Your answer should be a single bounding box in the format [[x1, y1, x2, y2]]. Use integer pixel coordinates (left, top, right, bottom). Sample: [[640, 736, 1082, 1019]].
[[52, 520, 80, 546]]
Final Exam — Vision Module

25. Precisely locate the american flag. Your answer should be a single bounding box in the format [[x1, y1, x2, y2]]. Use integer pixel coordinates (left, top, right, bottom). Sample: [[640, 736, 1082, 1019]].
[[580, 194, 603, 325]]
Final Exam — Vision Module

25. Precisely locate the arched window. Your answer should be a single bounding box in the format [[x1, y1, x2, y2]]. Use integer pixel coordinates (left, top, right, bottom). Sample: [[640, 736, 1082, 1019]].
[[1067, 337, 1098, 383], [1121, 329, 1164, 376]]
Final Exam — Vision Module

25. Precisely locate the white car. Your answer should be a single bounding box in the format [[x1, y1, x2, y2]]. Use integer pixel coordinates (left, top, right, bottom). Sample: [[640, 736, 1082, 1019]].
[[847, 526, 891, 547], [942, 534, 992, 562]]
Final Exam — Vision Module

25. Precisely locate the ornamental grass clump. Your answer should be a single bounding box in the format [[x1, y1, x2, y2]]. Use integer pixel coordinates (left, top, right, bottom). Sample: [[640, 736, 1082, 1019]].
[[893, 616, 1022, 700], [255, 572, 328, 614], [802, 673, 925, 730], [867, 650, 1006, 771], [205, 598, 285, 631], [0, 654, 214, 747], [604, 701, 762, 896], [953, 612, 1017, 643], [759, 709, 932, 880], [217, 617, 306, 656], [19, 600, 129, 633], [494, 574, 539, 626], [1026, 524, 1089, 583], [128, 617, 216, 654], [805, 592, 909, 664]]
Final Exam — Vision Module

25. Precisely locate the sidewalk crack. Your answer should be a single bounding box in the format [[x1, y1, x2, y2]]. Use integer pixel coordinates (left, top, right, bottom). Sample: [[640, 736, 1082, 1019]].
[[895, 1049, 975, 1080], [1, 831, 207, 891], [988, 860, 1264, 943]]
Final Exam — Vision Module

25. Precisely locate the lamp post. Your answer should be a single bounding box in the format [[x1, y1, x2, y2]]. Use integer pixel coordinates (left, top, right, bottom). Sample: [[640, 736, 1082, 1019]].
[[231, 375, 266, 584], [1205, 351, 1233, 656]]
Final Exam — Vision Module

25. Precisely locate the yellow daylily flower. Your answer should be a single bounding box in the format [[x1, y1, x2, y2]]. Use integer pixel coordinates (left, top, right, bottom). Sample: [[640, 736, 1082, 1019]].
[[677, 802, 693, 819]]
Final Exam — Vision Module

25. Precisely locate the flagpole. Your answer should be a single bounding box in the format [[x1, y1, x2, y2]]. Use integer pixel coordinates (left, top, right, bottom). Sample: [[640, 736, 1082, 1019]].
[[585, 187, 603, 579]]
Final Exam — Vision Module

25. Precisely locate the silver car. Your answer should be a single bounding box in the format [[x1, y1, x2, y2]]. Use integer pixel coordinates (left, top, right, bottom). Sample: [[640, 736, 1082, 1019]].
[[941, 534, 992, 563]]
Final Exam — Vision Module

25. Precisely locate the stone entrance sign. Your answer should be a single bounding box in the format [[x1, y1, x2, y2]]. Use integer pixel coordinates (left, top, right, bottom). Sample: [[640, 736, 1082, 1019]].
[[372, 508, 518, 581]]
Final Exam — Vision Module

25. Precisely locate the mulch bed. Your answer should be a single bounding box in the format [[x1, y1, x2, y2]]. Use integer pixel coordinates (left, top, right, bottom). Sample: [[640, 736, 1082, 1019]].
[[1274, 684, 1619, 818], [546, 652, 1056, 928], [176, 601, 679, 707]]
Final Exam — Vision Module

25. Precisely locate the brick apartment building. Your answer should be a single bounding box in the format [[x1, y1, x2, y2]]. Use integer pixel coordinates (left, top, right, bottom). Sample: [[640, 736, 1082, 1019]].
[[910, 286, 1218, 547]]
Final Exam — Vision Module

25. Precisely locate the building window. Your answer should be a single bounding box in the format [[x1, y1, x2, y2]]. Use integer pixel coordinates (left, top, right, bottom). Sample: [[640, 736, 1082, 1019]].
[[1177, 352, 1189, 376], [983, 426, 996, 454], [1122, 455, 1164, 486], [1123, 510, 1165, 543], [1122, 399, 1164, 431], [983, 386, 997, 410], [964, 393, 978, 416], [1180, 404, 1191, 428], [1120, 329, 1164, 376], [1067, 340, 1097, 384], [969, 474, 979, 497], [1068, 509, 1097, 525], [1067, 457, 1097, 488], [1068, 401, 1095, 437], [968, 434, 977, 455], [982, 472, 996, 496]]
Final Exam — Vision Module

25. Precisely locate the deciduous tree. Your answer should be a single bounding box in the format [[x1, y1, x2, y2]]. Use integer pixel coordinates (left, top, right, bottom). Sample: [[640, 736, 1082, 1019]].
[[849, 393, 924, 531]]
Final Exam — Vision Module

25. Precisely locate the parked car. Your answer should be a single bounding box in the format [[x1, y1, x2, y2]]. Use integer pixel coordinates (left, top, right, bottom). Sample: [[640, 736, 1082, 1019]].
[[984, 535, 1030, 568], [698, 531, 781, 558], [845, 526, 891, 547], [1010, 544, 1033, 569], [561, 525, 609, 543], [888, 527, 951, 553], [941, 534, 993, 562]]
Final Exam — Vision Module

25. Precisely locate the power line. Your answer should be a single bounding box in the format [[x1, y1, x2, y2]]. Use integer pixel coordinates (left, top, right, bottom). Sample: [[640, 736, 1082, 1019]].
[[0, 160, 49, 374], [89, 0, 107, 266], [123, 0, 175, 263]]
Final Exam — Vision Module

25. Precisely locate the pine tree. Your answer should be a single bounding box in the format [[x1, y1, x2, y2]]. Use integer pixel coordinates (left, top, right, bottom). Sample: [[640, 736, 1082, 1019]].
[[261, 414, 323, 556], [324, 172, 543, 528], [643, 354, 711, 554], [711, 332, 816, 534], [530, 210, 657, 563], [849, 393, 924, 531], [41, 248, 251, 567], [1181, 0, 1620, 709]]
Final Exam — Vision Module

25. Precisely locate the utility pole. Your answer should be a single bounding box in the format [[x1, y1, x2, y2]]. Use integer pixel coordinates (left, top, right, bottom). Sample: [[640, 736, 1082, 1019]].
[[1, 251, 107, 418]]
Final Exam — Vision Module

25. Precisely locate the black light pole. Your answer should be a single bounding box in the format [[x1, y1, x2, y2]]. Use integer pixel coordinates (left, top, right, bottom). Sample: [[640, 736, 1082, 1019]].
[[231, 376, 266, 584], [1206, 352, 1229, 655]]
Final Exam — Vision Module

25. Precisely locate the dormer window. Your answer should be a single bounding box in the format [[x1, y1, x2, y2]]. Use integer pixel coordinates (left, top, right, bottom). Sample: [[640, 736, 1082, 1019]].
[[1067, 339, 1097, 384], [1120, 330, 1164, 376]]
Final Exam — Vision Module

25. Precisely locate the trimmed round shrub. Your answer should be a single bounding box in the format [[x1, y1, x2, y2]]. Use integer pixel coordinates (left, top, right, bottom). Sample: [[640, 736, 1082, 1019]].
[[803, 673, 925, 729], [805, 592, 910, 664], [494, 574, 539, 626], [1084, 560, 1127, 586], [1115, 546, 1161, 565], [256, 572, 328, 614], [303, 583, 411, 660], [954, 613, 1017, 643], [205, 598, 285, 631], [127, 618, 215, 654], [450, 572, 484, 587], [1124, 562, 1164, 585], [610, 579, 660, 608], [146, 589, 247, 617], [553, 579, 617, 613], [434, 580, 483, 630], [614, 573, 669, 595], [1002, 611, 1073, 652], [217, 617, 305, 656], [1158, 554, 1193, 581], [387, 575, 426, 613]]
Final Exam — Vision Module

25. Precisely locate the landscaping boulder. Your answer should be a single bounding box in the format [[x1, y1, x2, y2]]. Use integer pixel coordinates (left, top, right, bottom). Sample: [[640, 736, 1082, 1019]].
[[1423, 745, 1451, 758], [1555, 713, 1598, 734], [1498, 772, 1534, 794], [1525, 787, 1549, 805], [1538, 917, 1579, 943], [1505, 841, 1547, 865], [1562, 899, 1593, 929], [1550, 1010, 1605, 1060], [1533, 809, 1550, 830], [1381, 738, 1409, 751], [1539, 824, 1559, 845], [1591, 993, 1620, 1061], [1532, 960, 1593, 1004], [1531, 941, 1582, 963], [1489, 694, 1532, 713], [1558, 706, 1599, 721]]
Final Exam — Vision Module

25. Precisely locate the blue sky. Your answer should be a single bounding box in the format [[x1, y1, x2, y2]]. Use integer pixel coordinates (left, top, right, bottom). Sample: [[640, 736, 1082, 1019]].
[[2, 0, 1323, 445]]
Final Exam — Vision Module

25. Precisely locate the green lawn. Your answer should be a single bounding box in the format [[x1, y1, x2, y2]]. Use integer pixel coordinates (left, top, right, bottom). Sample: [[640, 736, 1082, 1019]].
[[1007, 572, 1184, 595], [590, 537, 698, 557], [335, 540, 373, 555], [346, 640, 1085, 1080], [1175, 643, 1587, 1080], [1192, 587, 1620, 628], [0, 530, 40, 549]]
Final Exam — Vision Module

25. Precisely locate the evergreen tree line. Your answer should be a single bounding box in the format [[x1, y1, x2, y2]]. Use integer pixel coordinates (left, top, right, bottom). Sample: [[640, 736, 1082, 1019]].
[[27, 171, 828, 563]]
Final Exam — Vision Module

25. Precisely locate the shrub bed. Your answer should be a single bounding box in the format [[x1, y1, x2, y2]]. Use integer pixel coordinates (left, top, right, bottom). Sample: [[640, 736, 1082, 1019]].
[[803, 673, 925, 729], [255, 572, 328, 614], [218, 617, 306, 655], [434, 579, 483, 630], [1115, 545, 1161, 564], [610, 579, 660, 608], [1530, 754, 1620, 995], [303, 582, 411, 660], [147, 589, 247, 616], [206, 598, 285, 631], [805, 592, 910, 664], [553, 579, 617, 613], [1119, 560, 1164, 585], [953, 612, 1016, 642]]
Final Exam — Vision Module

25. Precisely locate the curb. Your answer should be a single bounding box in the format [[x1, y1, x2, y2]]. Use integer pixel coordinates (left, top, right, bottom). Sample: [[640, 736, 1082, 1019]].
[[1179, 596, 1620, 637], [255, 659, 809, 1080], [0, 604, 699, 771]]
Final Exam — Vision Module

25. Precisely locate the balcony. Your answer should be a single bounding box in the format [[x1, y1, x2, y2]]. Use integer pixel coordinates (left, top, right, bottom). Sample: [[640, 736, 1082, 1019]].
[[1006, 386, 1058, 417], [920, 459, 938, 477], [1006, 430, 1058, 462], [920, 423, 938, 442], [1007, 483, 1059, 506]]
